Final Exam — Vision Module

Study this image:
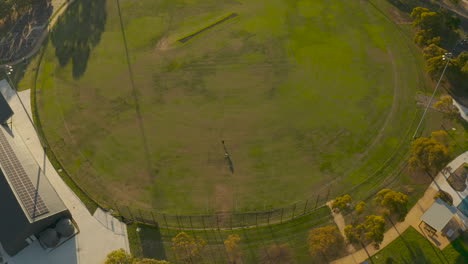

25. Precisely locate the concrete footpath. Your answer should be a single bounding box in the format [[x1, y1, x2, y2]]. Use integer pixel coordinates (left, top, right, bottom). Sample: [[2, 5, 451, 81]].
[[0, 79, 129, 264], [331, 151, 468, 264]]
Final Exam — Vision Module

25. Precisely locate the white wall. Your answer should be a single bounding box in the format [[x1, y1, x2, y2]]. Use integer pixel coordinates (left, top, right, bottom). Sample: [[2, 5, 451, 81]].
[[453, 99, 468, 122]]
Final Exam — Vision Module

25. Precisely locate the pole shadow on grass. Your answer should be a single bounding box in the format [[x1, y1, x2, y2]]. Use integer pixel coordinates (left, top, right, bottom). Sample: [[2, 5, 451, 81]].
[[50, 0, 107, 80], [114, 0, 154, 180]]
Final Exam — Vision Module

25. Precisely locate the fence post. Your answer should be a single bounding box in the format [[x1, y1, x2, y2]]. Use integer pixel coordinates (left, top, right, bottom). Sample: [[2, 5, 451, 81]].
[[163, 214, 168, 228], [114, 202, 121, 217], [189, 216, 194, 230], [255, 212, 258, 227], [280, 208, 284, 224], [126, 206, 134, 221], [176, 215, 182, 231], [267, 211, 270, 225], [304, 199, 309, 214], [201, 215, 206, 230], [216, 214, 220, 230], [138, 209, 144, 222], [292, 204, 296, 219], [315, 194, 320, 209], [151, 212, 156, 225]]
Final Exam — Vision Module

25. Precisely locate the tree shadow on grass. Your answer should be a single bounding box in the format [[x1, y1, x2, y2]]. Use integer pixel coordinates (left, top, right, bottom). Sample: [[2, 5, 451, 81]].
[[450, 231, 468, 264], [50, 0, 107, 80], [139, 223, 167, 260]]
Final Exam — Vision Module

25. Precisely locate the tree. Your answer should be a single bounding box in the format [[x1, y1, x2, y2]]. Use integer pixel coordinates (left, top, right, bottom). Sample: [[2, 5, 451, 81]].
[[409, 137, 450, 175], [331, 194, 352, 212], [411, 7, 431, 26], [12, 0, 33, 12], [344, 224, 365, 245], [439, 9, 461, 30], [355, 201, 366, 214], [308, 225, 341, 260], [410, 7, 460, 47], [434, 96, 460, 120], [345, 216, 386, 249], [134, 259, 171, 264], [431, 130, 450, 147], [171, 232, 206, 263], [105, 249, 133, 264], [260, 244, 294, 264], [374, 189, 409, 221], [423, 44, 447, 60], [417, 11, 441, 30], [363, 215, 386, 249], [414, 29, 440, 47], [435, 190, 453, 205], [224, 234, 242, 264], [426, 54, 457, 79], [456, 52, 468, 75], [104, 250, 171, 264], [0, 1, 13, 20]]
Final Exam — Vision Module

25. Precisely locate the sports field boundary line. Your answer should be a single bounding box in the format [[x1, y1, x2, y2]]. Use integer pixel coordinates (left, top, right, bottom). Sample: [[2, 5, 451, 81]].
[[29, 0, 431, 233], [29, 40, 99, 214]]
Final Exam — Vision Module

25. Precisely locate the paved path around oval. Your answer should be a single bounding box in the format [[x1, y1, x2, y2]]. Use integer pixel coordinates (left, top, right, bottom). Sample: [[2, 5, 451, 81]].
[[331, 150, 468, 264]]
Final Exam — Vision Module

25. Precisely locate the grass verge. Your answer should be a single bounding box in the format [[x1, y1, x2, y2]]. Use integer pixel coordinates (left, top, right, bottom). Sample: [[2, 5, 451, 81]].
[[371, 226, 467, 264], [129, 206, 338, 263]]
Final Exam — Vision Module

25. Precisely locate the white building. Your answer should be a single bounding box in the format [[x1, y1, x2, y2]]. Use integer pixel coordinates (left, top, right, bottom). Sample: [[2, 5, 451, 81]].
[[453, 98, 468, 122]]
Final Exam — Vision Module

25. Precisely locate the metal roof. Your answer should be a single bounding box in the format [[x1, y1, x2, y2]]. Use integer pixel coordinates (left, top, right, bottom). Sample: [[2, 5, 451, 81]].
[[0, 125, 68, 223], [421, 198, 457, 232], [0, 91, 13, 124], [0, 128, 49, 218]]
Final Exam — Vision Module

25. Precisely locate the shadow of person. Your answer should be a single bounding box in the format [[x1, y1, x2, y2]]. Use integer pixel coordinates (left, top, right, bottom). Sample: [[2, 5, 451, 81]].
[[50, 0, 107, 80]]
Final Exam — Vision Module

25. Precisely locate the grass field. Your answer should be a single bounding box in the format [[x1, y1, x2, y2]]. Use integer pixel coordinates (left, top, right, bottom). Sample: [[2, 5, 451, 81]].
[[34, 0, 428, 214], [128, 206, 338, 263], [371, 227, 468, 264]]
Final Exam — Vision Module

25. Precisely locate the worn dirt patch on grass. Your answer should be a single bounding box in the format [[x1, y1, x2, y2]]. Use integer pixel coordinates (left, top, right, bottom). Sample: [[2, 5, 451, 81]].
[[215, 183, 233, 212]]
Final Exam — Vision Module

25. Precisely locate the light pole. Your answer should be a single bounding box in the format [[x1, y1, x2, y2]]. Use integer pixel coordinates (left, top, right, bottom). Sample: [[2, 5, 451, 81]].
[[412, 52, 452, 139], [4, 64, 14, 89]]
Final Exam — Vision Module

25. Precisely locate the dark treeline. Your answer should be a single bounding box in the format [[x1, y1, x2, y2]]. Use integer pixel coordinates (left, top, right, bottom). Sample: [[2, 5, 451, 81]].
[[410, 6, 467, 104], [0, 0, 34, 21]]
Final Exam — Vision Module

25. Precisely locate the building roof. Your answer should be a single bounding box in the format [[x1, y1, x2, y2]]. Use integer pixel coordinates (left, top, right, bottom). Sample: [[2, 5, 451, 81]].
[[421, 198, 458, 232], [0, 125, 67, 223], [0, 91, 13, 124]]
